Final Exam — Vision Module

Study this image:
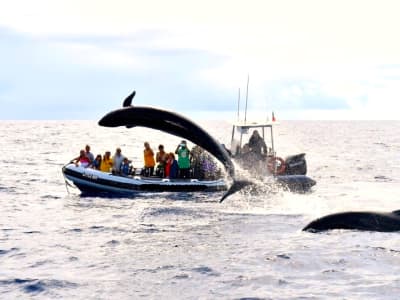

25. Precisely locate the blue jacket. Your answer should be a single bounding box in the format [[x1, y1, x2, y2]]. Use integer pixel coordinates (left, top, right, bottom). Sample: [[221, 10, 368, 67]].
[[169, 160, 179, 179]]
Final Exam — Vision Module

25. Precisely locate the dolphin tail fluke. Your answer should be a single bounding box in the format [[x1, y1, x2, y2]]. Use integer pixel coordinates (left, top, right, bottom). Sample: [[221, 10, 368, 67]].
[[123, 90, 136, 107], [220, 179, 253, 203]]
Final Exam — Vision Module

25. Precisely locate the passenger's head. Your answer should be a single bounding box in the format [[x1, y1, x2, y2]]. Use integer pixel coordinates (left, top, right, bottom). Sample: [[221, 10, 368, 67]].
[[242, 144, 250, 153], [169, 152, 175, 160], [116, 148, 122, 155], [105, 151, 111, 157], [80, 149, 85, 156], [85, 145, 91, 152], [144, 142, 150, 149], [252, 130, 259, 137], [158, 144, 164, 151], [123, 157, 128, 163], [96, 154, 101, 160]]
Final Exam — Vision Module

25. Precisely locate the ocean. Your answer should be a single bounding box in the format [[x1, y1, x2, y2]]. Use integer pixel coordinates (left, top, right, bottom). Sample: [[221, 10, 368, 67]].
[[1, 120, 400, 299]]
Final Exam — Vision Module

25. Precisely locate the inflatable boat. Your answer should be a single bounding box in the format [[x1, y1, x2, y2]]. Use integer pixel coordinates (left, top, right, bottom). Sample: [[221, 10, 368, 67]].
[[62, 164, 227, 196]]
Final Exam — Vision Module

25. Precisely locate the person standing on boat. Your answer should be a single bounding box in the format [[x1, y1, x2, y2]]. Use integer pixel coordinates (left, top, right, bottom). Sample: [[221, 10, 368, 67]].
[[112, 148, 126, 174], [100, 151, 113, 172], [85, 144, 95, 163], [143, 142, 155, 176], [248, 130, 267, 156], [155, 144, 168, 177], [175, 140, 191, 179]]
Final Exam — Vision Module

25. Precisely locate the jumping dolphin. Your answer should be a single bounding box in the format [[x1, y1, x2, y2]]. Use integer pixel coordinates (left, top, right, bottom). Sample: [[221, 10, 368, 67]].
[[98, 96, 251, 201], [303, 210, 400, 232]]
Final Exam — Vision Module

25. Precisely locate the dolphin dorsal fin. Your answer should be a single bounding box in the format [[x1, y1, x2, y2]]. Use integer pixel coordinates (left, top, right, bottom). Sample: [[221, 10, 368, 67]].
[[123, 90, 136, 107], [392, 210, 400, 215]]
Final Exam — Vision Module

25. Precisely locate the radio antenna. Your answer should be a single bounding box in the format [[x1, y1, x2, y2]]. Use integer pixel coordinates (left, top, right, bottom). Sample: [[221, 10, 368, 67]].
[[244, 74, 249, 124]]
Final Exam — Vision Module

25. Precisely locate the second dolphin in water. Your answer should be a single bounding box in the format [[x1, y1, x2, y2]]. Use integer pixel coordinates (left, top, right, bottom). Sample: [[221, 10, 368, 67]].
[[303, 210, 400, 232]]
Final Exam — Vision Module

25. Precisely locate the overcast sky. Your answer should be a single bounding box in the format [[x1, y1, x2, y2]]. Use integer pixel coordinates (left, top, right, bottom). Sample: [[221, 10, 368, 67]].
[[1, 0, 400, 120]]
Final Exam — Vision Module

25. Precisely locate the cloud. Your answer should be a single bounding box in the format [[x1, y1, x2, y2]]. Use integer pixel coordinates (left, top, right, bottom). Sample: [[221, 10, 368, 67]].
[[1, 0, 400, 119]]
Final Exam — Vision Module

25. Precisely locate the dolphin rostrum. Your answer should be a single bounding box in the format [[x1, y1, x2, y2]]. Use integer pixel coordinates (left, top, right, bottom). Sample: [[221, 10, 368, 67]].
[[303, 210, 400, 232], [98, 96, 250, 201]]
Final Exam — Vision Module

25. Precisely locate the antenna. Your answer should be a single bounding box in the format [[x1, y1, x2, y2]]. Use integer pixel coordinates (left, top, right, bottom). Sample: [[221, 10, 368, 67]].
[[244, 74, 249, 124], [237, 88, 240, 121]]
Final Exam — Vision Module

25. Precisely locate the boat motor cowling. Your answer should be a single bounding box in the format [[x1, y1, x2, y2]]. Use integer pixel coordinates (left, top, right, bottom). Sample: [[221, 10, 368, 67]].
[[285, 153, 307, 175]]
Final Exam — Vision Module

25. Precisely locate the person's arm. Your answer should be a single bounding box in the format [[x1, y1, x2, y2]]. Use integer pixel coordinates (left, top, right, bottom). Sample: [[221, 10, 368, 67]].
[[262, 139, 267, 154], [175, 145, 180, 154]]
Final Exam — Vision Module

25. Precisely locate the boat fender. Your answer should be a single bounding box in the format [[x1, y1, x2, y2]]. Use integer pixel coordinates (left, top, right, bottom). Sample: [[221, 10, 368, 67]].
[[267, 156, 286, 175]]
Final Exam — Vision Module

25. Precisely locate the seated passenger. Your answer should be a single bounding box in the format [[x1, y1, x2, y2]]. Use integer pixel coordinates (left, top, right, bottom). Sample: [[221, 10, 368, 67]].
[[165, 153, 178, 179], [242, 143, 251, 154], [120, 157, 132, 176], [100, 151, 113, 172], [73, 150, 91, 168], [91, 154, 102, 170]]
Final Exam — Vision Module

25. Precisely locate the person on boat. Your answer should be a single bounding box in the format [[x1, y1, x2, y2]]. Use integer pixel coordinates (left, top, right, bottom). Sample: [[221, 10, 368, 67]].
[[165, 152, 178, 179], [248, 130, 267, 156], [85, 144, 95, 163], [120, 157, 132, 176], [112, 148, 126, 174], [100, 151, 113, 172], [190, 145, 203, 179], [143, 142, 156, 176], [242, 143, 251, 154], [155, 144, 168, 177], [72, 149, 91, 168], [175, 140, 191, 179], [201, 152, 220, 180], [91, 154, 102, 170], [191, 145, 221, 180]]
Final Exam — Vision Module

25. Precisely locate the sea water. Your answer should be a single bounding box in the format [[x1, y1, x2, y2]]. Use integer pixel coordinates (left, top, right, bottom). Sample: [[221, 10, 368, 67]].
[[1, 120, 400, 299]]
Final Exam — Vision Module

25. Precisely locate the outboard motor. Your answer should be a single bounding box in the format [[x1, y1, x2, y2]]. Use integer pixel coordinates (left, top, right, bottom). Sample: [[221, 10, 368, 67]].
[[285, 153, 307, 175]]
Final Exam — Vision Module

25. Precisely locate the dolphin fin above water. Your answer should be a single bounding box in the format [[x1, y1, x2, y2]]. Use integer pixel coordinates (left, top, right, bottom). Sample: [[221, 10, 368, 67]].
[[122, 90, 136, 107]]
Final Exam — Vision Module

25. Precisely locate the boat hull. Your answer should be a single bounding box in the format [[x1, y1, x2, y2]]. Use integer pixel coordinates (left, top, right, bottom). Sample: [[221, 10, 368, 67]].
[[62, 164, 227, 196]]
